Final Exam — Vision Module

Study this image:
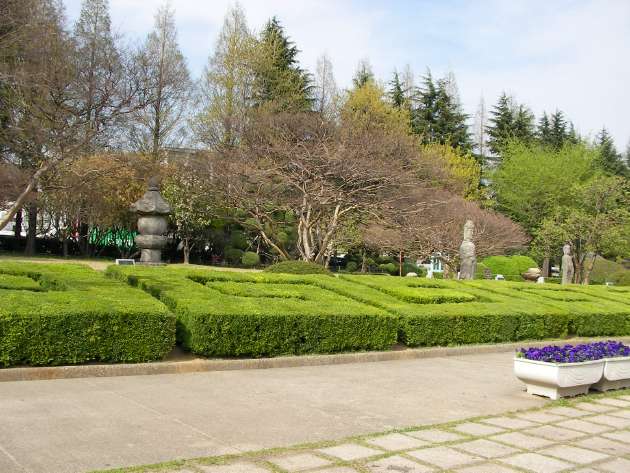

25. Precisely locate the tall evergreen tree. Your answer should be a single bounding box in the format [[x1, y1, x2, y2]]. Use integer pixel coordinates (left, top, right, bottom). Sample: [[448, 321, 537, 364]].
[[596, 128, 628, 177], [512, 104, 535, 144], [549, 110, 567, 149], [433, 77, 470, 150], [253, 16, 312, 110], [352, 59, 374, 89], [486, 93, 515, 157], [389, 71, 405, 108], [537, 112, 552, 147], [411, 69, 438, 141]]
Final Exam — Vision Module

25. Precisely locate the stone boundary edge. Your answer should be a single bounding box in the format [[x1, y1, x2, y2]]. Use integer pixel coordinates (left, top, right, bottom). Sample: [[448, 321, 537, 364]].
[[3, 336, 630, 382]]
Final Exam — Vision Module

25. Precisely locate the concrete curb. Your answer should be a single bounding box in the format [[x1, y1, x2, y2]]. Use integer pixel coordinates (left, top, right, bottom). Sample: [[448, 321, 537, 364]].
[[3, 336, 630, 382]]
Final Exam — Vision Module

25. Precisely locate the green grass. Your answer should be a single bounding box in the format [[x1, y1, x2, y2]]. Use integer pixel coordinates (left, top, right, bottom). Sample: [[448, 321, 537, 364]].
[[0, 262, 175, 367]]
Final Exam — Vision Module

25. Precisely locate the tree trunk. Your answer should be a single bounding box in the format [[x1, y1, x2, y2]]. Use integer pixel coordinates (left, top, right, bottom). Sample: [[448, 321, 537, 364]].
[[24, 201, 37, 256], [582, 254, 597, 285], [62, 237, 69, 258], [79, 222, 90, 256], [542, 256, 550, 278], [14, 209, 23, 239], [183, 238, 191, 264]]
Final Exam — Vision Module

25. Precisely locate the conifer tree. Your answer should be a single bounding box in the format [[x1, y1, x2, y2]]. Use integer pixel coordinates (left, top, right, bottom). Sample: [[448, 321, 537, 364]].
[[537, 112, 552, 147], [253, 17, 312, 110], [596, 128, 628, 177], [411, 69, 438, 141], [486, 93, 515, 157], [352, 59, 374, 89], [512, 104, 535, 144], [433, 77, 470, 150], [549, 110, 567, 149], [389, 71, 405, 108]]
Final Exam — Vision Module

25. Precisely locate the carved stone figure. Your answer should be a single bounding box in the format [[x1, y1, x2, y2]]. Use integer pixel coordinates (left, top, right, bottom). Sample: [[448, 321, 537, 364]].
[[458, 220, 476, 280], [522, 267, 542, 281], [131, 177, 171, 264], [561, 243, 574, 285]]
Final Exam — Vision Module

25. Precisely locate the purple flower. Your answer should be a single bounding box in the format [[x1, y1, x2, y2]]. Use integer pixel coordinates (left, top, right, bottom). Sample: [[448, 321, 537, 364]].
[[517, 341, 630, 363]]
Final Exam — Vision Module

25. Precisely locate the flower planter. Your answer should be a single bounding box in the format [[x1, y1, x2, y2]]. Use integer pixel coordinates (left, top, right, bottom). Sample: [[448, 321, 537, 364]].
[[514, 358, 604, 400], [591, 357, 630, 392]]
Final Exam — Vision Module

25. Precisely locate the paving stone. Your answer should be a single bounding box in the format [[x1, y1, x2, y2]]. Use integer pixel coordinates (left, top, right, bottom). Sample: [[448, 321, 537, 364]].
[[364, 455, 435, 472], [198, 463, 271, 473], [314, 468, 358, 473], [545, 406, 589, 418], [453, 422, 506, 436], [555, 418, 611, 434], [575, 436, 630, 456], [570, 469, 603, 473], [522, 424, 586, 441], [598, 458, 630, 473], [499, 452, 573, 473], [365, 433, 429, 451], [618, 395, 630, 401], [538, 445, 609, 464], [453, 439, 520, 458], [407, 446, 481, 469], [405, 428, 466, 443], [267, 452, 332, 471], [595, 398, 630, 408], [166, 470, 197, 473], [481, 416, 538, 430], [514, 411, 566, 424], [490, 431, 555, 450], [455, 464, 520, 473], [317, 443, 382, 461], [587, 414, 630, 428], [608, 409, 630, 419], [602, 429, 630, 443], [573, 402, 614, 413]]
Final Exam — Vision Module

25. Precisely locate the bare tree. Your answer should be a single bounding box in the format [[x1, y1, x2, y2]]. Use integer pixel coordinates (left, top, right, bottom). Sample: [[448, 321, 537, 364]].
[[473, 95, 487, 165], [129, 2, 192, 158], [313, 53, 338, 119], [194, 4, 255, 150]]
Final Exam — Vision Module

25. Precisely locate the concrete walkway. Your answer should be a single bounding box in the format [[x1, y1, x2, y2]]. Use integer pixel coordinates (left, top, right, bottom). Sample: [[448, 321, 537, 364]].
[[0, 352, 547, 473]]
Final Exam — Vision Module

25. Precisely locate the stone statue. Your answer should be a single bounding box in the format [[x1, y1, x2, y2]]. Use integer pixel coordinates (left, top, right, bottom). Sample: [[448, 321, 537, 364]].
[[561, 243, 574, 285], [131, 177, 171, 264], [458, 220, 476, 280]]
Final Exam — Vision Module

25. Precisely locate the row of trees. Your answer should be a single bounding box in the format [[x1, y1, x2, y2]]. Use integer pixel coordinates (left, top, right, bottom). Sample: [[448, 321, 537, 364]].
[[0, 0, 628, 280]]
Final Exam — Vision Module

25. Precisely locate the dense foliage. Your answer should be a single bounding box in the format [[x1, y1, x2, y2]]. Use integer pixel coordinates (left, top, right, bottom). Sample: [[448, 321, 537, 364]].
[[264, 260, 331, 275]]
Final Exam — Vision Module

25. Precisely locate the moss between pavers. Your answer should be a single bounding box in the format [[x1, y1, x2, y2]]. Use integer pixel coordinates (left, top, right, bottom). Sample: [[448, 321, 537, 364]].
[[89, 389, 630, 473]]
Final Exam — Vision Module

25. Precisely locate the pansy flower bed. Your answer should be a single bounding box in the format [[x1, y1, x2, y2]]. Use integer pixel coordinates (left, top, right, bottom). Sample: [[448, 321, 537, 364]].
[[514, 340, 630, 399], [517, 341, 630, 363]]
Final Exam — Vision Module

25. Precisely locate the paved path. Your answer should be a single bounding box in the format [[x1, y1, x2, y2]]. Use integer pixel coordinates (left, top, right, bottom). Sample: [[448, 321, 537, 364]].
[[0, 352, 547, 473]]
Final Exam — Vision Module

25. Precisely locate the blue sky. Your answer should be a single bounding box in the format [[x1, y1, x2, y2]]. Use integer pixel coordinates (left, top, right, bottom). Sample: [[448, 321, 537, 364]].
[[64, 0, 630, 151]]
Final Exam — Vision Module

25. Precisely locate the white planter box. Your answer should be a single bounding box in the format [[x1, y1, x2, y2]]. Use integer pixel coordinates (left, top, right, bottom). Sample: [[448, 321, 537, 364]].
[[591, 357, 630, 392], [514, 357, 604, 400]]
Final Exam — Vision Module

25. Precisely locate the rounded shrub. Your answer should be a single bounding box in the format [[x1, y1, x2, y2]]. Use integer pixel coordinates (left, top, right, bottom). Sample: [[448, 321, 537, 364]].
[[611, 271, 630, 286], [241, 251, 260, 268], [345, 261, 358, 273], [402, 262, 426, 277], [264, 260, 331, 275], [379, 262, 398, 275], [479, 255, 538, 278], [224, 247, 244, 265]]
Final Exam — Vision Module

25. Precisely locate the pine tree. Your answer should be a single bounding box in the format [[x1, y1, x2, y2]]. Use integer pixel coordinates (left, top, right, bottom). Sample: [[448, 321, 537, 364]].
[[549, 110, 567, 149], [253, 17, 312, 110], [433, 77, 470, 150], [596, 128, 628, 176], [352, 59, 374, 89], [411, 69, 438, 140], [537, 112, 552, 147], [566, 121, 580, 144], [512, 104, 535, 144], [486, 93, 515, 157], [389, 71, 405, 108]]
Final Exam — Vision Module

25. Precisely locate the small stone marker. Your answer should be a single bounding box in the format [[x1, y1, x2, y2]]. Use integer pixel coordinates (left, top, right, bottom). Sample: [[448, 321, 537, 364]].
[[483, 267, 492, 279], [115, 259, 135, 266], [130, 176, 171, 265]]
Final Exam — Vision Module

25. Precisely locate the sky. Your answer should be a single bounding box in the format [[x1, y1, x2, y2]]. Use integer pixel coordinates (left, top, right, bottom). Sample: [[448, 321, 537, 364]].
[[64, 0, 630, 151]]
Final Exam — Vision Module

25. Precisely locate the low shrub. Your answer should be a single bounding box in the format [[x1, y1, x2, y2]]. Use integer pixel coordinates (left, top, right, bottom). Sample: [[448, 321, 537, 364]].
[[611, 270, 630, 286], [0, 262, 175, 367], [378, 262, 398, 275], [224, 247, 244, 265], [241, 251, 260, 267], [345, 261, 358, 273], [478, 255, 538, 279], [402, 262, 426, 277], [264, 260, 331, 275]]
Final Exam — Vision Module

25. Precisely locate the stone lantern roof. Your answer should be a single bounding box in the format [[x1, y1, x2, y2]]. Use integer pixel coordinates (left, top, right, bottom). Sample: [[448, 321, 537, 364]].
[[130, 177, 171, 216]]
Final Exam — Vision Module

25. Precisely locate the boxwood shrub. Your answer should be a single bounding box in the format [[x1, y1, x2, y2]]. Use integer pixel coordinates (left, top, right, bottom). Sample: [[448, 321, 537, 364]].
[[264, 260, 331, 275], [0, 262, 175, 367]]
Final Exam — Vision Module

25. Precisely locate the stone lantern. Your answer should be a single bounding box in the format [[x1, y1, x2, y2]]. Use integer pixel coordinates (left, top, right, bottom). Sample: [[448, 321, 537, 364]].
[[131, 177, 171, 264]]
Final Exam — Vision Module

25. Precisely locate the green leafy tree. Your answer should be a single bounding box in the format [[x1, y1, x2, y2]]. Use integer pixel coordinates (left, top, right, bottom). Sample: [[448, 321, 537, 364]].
[[253, 16, 312, 110]]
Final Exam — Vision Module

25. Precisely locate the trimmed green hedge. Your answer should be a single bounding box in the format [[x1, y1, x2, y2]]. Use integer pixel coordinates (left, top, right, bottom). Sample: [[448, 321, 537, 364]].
[[0, 262, 175, 367], [107, 266, 397, 357], [264, 260, 331, 275], [476, 255, 538, 279]]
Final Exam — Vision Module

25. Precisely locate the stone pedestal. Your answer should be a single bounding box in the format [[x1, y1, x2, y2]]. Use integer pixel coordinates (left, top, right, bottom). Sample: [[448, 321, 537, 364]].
[[131, 177, 171, 265]]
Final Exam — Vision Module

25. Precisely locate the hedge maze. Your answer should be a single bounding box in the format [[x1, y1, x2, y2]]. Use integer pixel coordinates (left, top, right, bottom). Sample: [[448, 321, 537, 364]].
[[0, 262, 175, 367], [2, 262, 629, 366]]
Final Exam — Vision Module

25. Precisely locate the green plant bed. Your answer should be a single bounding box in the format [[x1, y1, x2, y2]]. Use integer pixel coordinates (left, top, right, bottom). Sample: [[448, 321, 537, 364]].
[[264, 260, 331, 275], [0, 262, 175, 367], [107, 266, 397, 357]]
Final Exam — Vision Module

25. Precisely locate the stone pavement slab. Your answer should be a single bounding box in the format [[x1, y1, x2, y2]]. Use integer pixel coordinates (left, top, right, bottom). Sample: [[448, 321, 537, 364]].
[[453, 422, 505, 436], [405, 428, 465, 443], [595, 398, 630, 408], [407, 446, 481, 469], [453, 439, 520, 458], [598, 457, 630, 472], [365, 455, 434, 472], [317, 443, 381, 461], [455, 464, 520, 473], [0, 351, 545, 473], [538, 444, 609, 464], [490, 431, 555, 449], [574, 402, 614, 413], [364, 432, 428, 450], [588, 414, 630, 428], [481, 416, 538, 429], [523, 424, 587, 441], [499, 452, 573, 473], [546, 406, 590, 417], [574, 436, 630, 456], [555, 418, 612, 434], [198, 463, 270, 473], [267, 452, 332, 471]]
